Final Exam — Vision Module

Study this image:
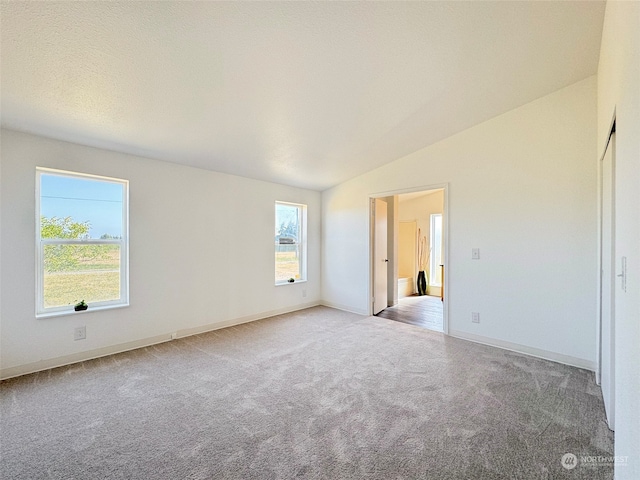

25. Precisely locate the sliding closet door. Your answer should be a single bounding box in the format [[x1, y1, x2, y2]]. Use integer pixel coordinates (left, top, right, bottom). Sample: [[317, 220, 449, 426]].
[[600, 133, 615, 430]]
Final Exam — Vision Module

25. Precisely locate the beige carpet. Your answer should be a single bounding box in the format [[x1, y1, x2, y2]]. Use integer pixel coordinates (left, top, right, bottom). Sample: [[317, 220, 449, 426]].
[[0, 306, 613, 479]]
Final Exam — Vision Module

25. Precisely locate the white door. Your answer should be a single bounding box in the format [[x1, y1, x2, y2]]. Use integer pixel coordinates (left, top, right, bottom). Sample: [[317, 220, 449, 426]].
[[373, 198, 388, 315], [600, 133, 615, 430]]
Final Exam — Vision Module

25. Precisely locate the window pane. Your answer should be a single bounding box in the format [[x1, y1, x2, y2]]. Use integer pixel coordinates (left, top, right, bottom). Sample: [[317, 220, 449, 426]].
[[275, 202, 305, 283], [275, 204, 299, 244], [41, 174, 123, 239], [37, 168, 128, 315], [275, 244, 300, 282], [43, 244, 120, 307]]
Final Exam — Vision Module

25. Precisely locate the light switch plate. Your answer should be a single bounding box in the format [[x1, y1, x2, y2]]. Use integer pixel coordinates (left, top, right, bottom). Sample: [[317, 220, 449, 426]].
[[472, 248, 480, 260]]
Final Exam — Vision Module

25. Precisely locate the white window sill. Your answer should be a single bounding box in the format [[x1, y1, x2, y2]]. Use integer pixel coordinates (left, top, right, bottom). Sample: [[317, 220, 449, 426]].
[[36, 303, 129, 319], [275, 280, 308, 287]]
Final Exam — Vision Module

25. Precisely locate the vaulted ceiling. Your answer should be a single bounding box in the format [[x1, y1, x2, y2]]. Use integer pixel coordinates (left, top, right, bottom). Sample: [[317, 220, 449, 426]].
[[1, 1, 605, 191]]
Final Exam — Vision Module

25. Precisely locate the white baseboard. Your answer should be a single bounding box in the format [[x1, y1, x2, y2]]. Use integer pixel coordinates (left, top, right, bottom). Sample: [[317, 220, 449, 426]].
[[3, 304, 594, 380], [0, 302, 320, 380], [174, 301, 320, 338], [449, 329, 596, 372], [319, 300, 368, 316]]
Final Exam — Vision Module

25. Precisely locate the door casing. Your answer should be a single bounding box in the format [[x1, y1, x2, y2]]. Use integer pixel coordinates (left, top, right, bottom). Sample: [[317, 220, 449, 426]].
[[369, 184, 449, 335]]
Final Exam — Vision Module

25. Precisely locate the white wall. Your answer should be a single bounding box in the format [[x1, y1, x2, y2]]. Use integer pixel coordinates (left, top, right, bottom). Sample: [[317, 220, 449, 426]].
[[399, 191, 444, 234], [0, 129, 321, 378], [398, 221, 416, 279], [597, 1, 640, 477], [322, 76, 597, 368]]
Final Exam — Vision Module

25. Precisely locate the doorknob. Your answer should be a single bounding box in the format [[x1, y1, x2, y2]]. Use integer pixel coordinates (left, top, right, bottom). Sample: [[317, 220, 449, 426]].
[[384, 259, 389, 262]]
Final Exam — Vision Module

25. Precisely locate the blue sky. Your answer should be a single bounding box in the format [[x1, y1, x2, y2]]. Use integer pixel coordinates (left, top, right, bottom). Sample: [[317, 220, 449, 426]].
[[40, 174, 123, 238]]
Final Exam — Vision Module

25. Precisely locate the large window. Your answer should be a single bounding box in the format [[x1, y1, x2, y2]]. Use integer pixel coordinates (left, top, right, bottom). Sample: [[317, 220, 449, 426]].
[[429, 213, 442, 287], [275, 202, 307, 284], [36, 168, 129, 316]]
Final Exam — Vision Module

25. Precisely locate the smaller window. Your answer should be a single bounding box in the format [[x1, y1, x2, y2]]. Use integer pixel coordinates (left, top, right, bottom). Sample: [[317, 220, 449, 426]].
[[275, 202, 307, 284]]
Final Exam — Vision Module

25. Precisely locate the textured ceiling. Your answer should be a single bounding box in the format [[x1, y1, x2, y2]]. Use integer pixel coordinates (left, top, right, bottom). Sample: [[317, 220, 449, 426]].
[[1, 1, 605, 191]]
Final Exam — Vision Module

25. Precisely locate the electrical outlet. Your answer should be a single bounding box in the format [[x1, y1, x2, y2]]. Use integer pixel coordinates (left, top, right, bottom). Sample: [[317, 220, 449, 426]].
[[74, 326, 86, 341], [472, 248, 480, 260], [170, 332, 178, 340], [471, 312, 480, 324], [302, 289, 307, 298]]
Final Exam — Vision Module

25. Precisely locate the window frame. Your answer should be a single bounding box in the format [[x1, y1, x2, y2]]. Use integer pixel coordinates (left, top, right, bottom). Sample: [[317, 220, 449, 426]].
[[35, 167, 129, 317], [274, 201, 307, 285]]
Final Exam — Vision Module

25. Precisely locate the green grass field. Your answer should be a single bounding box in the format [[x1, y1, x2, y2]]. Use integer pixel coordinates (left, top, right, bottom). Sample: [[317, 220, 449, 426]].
[[44, 248, 121, 307], [45, 249, 299, 307], [44, 272, 120, 307], [275, 251, 300, 281]]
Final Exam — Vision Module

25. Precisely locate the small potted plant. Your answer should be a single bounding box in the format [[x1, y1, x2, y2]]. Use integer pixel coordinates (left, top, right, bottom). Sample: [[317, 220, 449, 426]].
[[288, 277, 295, 283], [74, 300, 88, 312]]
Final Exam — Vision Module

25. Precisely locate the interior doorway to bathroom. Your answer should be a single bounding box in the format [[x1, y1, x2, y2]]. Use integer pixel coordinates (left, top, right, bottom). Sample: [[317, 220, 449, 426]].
[[370, 185, 447, 333]]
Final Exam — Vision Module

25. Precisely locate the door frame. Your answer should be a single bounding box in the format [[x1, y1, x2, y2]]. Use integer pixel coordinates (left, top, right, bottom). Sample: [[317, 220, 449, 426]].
[[369, 183, 449, 334]]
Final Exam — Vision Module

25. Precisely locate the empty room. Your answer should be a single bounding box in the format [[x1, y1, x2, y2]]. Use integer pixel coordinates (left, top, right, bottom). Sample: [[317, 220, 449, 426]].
[[1, 1, 638, 479]]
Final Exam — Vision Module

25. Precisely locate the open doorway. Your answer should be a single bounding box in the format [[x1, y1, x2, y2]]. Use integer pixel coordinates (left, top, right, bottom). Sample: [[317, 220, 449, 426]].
[[370, 185, 448, 333]]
